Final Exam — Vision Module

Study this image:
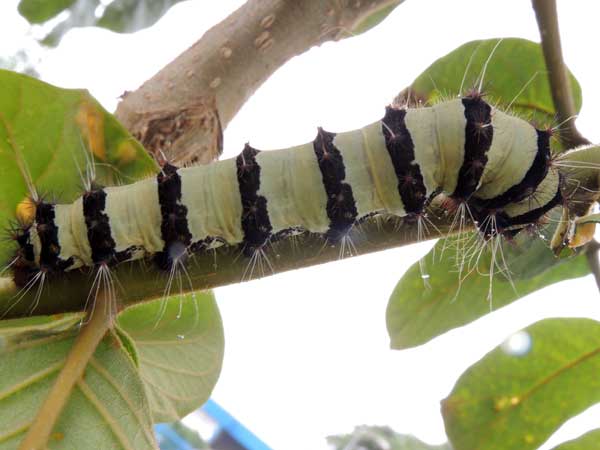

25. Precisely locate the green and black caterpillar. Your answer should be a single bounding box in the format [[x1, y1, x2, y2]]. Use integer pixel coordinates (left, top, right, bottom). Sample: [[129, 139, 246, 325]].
[[10, 92, 570, 287]]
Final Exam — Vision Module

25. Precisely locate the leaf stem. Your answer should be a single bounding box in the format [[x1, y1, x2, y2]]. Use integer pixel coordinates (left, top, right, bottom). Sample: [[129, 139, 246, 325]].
[[17, 291, 113, 450], [531, 0, 589, 148], [585, 240, 600, 293]]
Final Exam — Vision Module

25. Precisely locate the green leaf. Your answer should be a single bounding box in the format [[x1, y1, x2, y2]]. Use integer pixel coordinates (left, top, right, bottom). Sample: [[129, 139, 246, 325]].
[[18, 0, 76, 24], [0, 69, 157, 268], [350, 1, 404, 36], [97, 0, 186, 33], [0, 313, 84, 351], [386, 235, 589, 349], [19, 0, 187, 45], [117, 291, 224, 422], [405, 38, 582, 129], [0, 313, 83, 336], [0, 325, 157, 449], [442, 318, 600, 450], [551, 429, 600, 450]]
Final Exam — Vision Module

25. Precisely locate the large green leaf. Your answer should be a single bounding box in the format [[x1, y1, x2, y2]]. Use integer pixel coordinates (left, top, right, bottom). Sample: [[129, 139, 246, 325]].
[[18, 0, 187, 45], [386, 234, 589, 349], [0, 319, 157, 449], [442, 318, 600, 450], [117, 291, 224, 423], [406, 38, 582, 128], [0, 69, 157, 267], [551, 429, 600, 450]]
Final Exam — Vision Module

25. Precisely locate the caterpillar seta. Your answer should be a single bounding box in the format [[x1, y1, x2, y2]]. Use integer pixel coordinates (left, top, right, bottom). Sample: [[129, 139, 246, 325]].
[[4, 89, 599, 318]]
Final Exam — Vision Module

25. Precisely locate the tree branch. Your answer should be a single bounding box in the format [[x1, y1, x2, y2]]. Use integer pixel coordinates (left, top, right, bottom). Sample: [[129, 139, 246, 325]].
[[532, 0, 600, 284], [531, 0, 589, 148], [585, 240, 600, 293], [115, 0, 404, 165]]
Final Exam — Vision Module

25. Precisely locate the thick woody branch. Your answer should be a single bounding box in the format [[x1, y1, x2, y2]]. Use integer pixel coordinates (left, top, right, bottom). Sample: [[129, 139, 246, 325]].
[[531, 0, 589, 148], [115, 0, 403, 165]]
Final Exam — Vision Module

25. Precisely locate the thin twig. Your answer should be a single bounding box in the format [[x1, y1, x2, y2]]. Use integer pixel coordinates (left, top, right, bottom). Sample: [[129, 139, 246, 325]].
[[532, 0, 600, 288], [531, 0, 589, 148], [18, 290, 114, 450], [585, 240, 600, 293]]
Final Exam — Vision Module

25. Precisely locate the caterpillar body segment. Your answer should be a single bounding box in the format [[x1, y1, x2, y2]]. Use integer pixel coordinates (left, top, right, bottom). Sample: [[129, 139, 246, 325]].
[[12, 95, 563, 286]]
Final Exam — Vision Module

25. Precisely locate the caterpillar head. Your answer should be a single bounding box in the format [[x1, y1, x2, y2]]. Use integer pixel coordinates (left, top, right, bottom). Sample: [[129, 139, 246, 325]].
[[550, 144, 600, 253]]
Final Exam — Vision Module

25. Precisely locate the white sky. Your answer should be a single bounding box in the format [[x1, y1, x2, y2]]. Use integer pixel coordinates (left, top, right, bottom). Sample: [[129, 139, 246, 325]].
[[2, 1, 600, 449]]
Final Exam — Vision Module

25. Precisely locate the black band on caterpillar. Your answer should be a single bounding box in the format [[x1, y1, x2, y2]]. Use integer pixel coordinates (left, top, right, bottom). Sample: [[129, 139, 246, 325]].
[[313, 127, 358, 241], [237, 143, 273, 255], [36, 202, 72, 271], [478, 129, 552, 210], [504, 176, 563, 228], [83, 189, 126, 266], [452, 96, 493, 200], [154, 163, 193, 270], [381, 107, 427, 214]]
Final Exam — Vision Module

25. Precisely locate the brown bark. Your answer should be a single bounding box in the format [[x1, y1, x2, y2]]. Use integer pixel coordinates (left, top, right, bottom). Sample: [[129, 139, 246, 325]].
[[115, 0, 404, 165]]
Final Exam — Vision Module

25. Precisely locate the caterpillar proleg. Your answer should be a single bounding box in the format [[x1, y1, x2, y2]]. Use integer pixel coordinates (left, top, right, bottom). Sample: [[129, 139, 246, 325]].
[[11, 93, 565, 298]]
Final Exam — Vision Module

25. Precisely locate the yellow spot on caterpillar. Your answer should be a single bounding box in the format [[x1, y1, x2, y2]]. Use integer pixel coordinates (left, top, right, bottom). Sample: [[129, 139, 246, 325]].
[[115, 140, 138, 165], [15, 197, 35, 225], [76, 100, 106, 161], [524, 434, 535, 444]]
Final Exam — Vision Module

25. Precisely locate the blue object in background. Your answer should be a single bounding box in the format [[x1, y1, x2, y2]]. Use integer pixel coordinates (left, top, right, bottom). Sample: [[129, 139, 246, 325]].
[[155, 423, 197, 450], [202, 399, 272, 450], [155, 399, 272, 450]]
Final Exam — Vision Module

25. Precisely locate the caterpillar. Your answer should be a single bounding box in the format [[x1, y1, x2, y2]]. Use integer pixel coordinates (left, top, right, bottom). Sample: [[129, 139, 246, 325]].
[[8, 91, 569, 305]]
